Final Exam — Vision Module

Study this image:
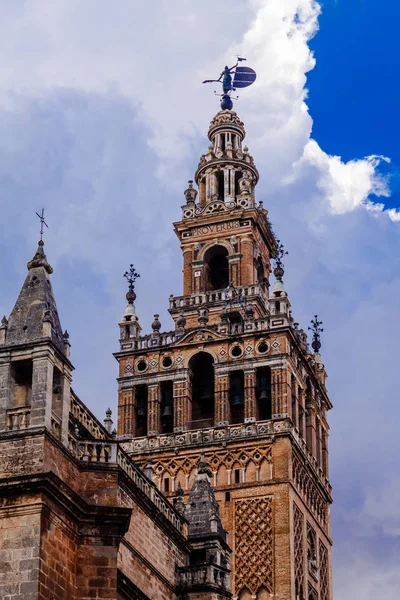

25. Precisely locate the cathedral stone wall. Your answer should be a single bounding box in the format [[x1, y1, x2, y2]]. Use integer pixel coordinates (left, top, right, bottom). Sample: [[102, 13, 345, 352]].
[[0, 499, 41, 600], [0, 427, 188, 600]]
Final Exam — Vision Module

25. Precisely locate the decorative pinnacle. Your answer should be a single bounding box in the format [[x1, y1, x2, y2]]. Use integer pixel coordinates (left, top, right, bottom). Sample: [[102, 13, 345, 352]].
[[272, 239, 288, 280], [123, 264, 140, 304], [184, 180, 198, 204], [35, 208, 49, 242], [174, 482, 185, 515], [197, 454, 212, 476], [309, 315, 324, 353]]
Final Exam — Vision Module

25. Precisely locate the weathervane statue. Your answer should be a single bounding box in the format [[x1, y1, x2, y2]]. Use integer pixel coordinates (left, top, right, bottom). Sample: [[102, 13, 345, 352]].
[[202, 57, 257, 110]]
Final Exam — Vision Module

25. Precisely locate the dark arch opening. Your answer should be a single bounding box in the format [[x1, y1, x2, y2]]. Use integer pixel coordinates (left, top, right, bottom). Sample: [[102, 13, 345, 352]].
[[135, 384, 148, 437], [189, 352, 215, 427], [204, 245, 229, 291], [229, 370, 244, 424], [256, 257, 266, 287], [256, 366, 272, 421]]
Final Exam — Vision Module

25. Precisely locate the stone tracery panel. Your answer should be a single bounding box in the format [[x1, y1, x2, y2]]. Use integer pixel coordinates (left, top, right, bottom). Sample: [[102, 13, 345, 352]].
[[234, 496, 273, 596], [293, 503, 305, 600], [319, 540, 329, 600], [308, 582, 318, 600], [292, 452, 328, 527], [151, 445, 272, 489]]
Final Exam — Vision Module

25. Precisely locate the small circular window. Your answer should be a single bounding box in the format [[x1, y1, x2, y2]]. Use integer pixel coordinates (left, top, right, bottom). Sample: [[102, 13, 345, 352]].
[[257, 341, 269, 354], [136, 360, 148, 373], [162, 356, 173, 369], [231, 345, 243, 358]]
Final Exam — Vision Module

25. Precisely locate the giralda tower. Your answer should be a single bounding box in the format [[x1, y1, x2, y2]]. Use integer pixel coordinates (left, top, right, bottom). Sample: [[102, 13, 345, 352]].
[[115, 94, 333, 600]]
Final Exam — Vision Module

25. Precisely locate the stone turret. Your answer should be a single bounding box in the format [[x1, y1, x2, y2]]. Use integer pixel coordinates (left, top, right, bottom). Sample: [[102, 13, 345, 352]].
[[177, 455, 231, 599], [0, 240, 73, 443]]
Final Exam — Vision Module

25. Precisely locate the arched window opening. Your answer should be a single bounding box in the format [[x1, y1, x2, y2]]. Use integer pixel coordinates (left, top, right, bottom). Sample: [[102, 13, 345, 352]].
[[12, 360, 33, 407], [298, 388, 306, 439], [229, 370, 244, 424], [316, 418, 321, 467], [52, 366, 63, 421], [291, 374, 299, 430], [217, 171, 224, 201], [256, 367, 271, 420], [204, 245, 229, 291], [235, 171, 241, 197], [190, 352, 215, 428], [256, 258, 266, 287], [190, 548, 207, 565], [135, 385, 148, 437], [160, 380, 174, 434], [322, 429, 328, 476], [305, 380, 313, 452], [307, 523, 318, 581]]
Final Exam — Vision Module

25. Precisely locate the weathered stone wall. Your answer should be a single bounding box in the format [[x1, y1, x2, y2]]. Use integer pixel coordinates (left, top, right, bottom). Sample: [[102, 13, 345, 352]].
[[0, 498, 41, 600], [0, 430, 188, 600]]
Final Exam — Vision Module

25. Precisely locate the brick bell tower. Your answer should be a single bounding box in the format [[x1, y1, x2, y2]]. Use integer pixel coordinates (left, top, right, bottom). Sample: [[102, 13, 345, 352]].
[[115, 109, 333, 600]]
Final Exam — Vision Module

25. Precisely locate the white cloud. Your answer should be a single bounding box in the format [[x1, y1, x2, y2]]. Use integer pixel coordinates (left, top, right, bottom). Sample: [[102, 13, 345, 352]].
[[296, 140, 391, 213]]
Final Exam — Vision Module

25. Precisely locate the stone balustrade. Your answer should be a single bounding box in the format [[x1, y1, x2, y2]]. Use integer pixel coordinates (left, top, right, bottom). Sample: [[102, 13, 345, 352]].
[[70, 394, 108, 440], [123, 419, 275, 454], [68, 438, 117, 463], [169, 283, 268, 311], [67, 436, 185, 534], [123, 418, 331, 492], [177, 564, 230, 589], [51, 414, 62, 440], [6, 406, 31, 430]]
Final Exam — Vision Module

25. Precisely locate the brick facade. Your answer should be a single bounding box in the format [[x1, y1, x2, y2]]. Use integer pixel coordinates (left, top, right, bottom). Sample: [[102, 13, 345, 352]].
[[115, 109, 334, 599], [0, 107, 334, 600]]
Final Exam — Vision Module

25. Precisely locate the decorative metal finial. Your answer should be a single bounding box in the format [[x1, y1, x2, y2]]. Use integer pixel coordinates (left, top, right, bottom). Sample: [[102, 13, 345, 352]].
[[309, 315, 324, 353], [202, 57, 257, 110], [123, 264, 140, 304], [272, 239, 288, 280], [35, 208, 48, 241]]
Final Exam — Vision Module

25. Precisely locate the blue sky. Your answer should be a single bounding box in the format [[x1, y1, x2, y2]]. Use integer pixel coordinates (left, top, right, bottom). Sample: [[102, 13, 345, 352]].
[[0, 2, 399, 598], [309, 0, 400, 207]]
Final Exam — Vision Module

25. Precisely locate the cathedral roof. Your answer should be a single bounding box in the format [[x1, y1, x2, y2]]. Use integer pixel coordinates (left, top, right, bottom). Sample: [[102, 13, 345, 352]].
[[5, 240, 66, 355], [184, 455, 227, 544]]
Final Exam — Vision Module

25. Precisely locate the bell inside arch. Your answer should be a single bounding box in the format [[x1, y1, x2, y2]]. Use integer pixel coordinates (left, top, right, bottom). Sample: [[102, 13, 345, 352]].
[[161, 404, 173, 419], [231, 394, 244, 408], [137, 403, 146, 418]]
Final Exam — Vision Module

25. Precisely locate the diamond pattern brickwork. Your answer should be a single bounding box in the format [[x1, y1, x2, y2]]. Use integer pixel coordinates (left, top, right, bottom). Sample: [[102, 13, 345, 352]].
[[234, 496, 273, 596]]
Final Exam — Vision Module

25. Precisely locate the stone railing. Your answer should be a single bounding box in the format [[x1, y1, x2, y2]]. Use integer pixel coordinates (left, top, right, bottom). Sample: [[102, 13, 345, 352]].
[[136, 331, 177, 350], [67, 437, 185, 534], [51, 413, 62, 440], [169, 283, 268, 311], [6, 406, 31, 430], [124, 419, 276, 454], [68, 437, 117, 463], [117, 448, 185, 533], [123, 418, 331, 493], [70, 394, 108, 440], [177, 564, 230, 590]]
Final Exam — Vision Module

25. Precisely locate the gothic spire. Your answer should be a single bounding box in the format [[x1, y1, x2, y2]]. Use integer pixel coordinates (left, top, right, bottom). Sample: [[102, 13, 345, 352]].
[[2, 240, 66, 355], [184, 455, 227, 543]]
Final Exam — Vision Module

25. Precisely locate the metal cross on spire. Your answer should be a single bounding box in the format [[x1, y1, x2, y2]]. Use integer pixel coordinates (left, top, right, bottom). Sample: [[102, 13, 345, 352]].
[[35, 209, 49, 241]]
